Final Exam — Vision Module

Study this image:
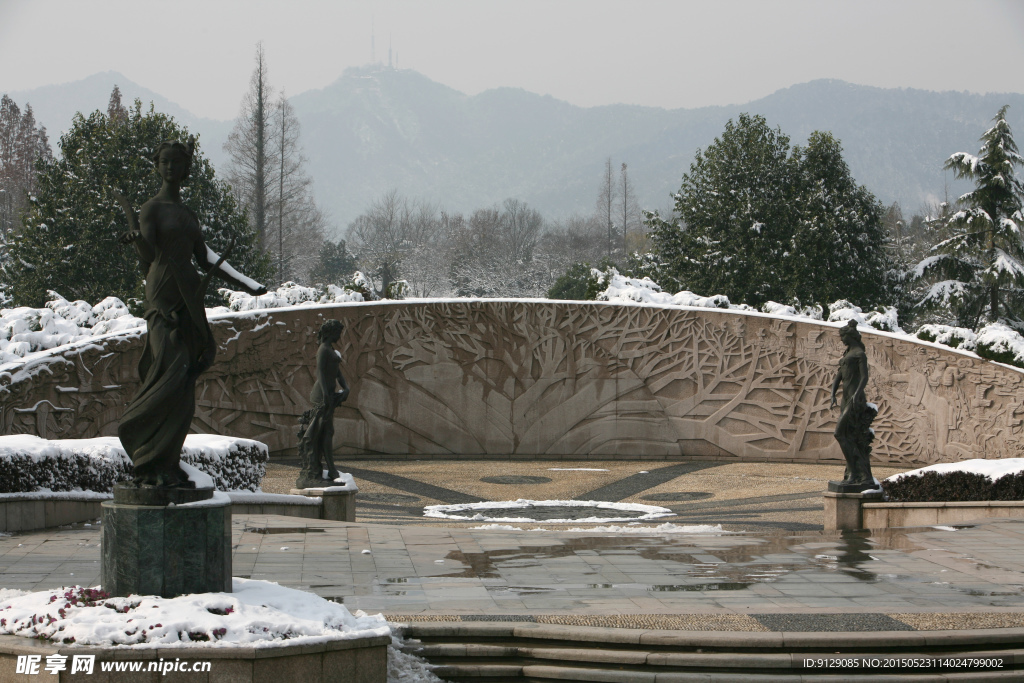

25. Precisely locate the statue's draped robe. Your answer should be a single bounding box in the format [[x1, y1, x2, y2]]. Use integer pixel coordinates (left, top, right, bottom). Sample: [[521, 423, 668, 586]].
[[118, 203, 214, 484]]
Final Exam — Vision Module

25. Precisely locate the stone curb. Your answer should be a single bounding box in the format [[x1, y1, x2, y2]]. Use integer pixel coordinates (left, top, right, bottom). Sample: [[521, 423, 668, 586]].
[[401, 622, 1024, 649]]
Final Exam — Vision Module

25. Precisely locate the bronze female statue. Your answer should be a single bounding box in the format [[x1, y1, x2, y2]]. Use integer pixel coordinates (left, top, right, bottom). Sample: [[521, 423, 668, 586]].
[[116, 138, 266, 488], [829, 320, 878, 492], [295, 319, 350, 489]]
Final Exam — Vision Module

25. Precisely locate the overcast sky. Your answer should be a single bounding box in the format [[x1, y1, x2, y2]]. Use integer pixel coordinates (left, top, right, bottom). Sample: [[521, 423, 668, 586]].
[[2, 0, 1023, 121]]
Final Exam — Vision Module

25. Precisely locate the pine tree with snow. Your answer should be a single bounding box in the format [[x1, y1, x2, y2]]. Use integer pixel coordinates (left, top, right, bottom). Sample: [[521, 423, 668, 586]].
[[4, 97, 271, 307], [913, 105, 1024, 327], [790, 131, 892, 306]]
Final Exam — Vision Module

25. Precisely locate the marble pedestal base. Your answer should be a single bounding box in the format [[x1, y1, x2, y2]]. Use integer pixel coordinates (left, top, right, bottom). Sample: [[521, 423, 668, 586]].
[[824, 490, 883, 531], [101, 497, 232, 598], [290, 487, 357, 522]]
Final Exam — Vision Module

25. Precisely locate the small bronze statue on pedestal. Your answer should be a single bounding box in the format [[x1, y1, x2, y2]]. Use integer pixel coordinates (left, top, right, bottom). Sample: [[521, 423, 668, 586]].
[[828, 320, 879, 493], [115, 138, 267, 499], [295, 319, 350, 489]]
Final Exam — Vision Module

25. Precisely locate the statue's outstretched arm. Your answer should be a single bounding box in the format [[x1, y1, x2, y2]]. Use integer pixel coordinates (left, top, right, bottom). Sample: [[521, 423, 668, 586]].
[[194, 234, 267, 296]]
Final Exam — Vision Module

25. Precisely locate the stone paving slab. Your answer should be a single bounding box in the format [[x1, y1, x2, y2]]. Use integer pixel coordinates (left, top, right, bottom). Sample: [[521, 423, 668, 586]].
[[4, 515, 1024, 632]]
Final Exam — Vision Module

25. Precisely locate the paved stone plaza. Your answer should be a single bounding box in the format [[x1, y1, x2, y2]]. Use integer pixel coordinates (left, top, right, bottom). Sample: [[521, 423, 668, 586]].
[[3, 460, 1024, 633]]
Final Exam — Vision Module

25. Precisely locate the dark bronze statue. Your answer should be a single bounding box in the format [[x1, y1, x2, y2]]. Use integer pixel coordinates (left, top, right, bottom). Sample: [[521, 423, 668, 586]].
[[829, 320, 878, 493], [115, 138, 266, 489], [295, 319, 350, 489]]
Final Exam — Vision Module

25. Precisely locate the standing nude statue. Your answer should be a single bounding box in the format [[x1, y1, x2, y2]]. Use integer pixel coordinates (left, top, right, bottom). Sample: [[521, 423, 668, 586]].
[[295, 319, 350, 489], [829, 320, 878, 492], [115, 138, 267, 488]]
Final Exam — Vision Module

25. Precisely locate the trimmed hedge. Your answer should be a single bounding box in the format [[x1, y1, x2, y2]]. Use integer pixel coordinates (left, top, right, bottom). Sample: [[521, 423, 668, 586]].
[[0, 437, 267, 493], [883, 470, 1024, 502]]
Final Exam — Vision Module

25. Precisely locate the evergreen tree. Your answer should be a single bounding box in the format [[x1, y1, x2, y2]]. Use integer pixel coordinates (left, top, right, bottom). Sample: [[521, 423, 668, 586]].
[[913, 106, 1024, 326], [646, 114, 797, 305], [309, 238, 359, 285], [4, 97, 271, 307], [790, 131, 891, 306], [645, 114, 890, 308]]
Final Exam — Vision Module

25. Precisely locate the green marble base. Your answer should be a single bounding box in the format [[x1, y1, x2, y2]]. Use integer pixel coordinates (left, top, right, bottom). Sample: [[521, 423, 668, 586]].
[[101, 498, 232, 598]]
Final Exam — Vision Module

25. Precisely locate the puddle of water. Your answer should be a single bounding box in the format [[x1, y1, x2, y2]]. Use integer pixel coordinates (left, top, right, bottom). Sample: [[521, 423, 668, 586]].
[[243, 527, 326, 534]]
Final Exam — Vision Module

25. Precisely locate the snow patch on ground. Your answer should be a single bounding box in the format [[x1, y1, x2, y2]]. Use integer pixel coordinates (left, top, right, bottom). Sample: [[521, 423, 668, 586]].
[[387, 634, 447, 683], [425, 499, 674, 523], [470, 522, 728, 534], [547, 468, 609, 472]]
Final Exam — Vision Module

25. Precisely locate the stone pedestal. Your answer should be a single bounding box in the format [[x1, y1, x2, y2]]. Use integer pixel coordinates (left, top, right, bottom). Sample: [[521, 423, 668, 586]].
[[101, 490, 232, 598], [290, 487, 357, 522], [824, 489, 883, 531]]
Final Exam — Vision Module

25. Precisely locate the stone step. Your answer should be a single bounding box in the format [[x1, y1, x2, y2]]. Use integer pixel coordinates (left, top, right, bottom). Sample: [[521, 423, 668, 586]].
[[397, 622, 1024, 682], [430, 662, 1024, 682]]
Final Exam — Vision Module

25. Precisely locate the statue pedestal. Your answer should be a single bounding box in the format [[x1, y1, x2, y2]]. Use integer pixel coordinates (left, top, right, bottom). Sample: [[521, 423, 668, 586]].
[[101, 487, 231, 598], [824, 489, 883, 531], [290, 487, 357, 522]]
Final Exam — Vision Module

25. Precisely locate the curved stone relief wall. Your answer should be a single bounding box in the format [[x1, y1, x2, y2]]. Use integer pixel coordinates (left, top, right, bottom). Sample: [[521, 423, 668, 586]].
[[2, 301, 1022, 466]]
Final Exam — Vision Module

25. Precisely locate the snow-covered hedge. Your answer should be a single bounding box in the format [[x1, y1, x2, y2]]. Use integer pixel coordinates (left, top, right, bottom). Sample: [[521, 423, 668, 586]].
[[883, 458, 1024, 502], [595, 267, 904, 332], [0, 435, 268, 494]]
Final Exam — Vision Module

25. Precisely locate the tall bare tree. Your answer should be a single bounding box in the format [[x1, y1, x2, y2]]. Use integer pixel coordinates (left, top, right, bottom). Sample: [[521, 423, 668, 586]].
[[271, 94, 325, 284], [620, 162, 640, 254], [225, 42, 274, 249], [596, 157, 618, 259], [0, 95, 51, 270], [348, 190, 441, 297]]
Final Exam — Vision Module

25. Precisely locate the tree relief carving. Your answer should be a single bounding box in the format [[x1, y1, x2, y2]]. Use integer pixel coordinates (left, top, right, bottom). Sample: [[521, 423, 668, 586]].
[[1, 302, 1022, 466]]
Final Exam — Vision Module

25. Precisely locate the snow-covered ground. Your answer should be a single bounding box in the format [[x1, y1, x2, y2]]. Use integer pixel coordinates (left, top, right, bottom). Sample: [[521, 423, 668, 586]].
[[886, 458, 1024, 483]]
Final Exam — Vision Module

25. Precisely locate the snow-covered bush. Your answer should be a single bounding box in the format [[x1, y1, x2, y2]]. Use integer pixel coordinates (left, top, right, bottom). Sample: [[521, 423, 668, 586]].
[[219, 280, 364, 313], [973, 323, 1024, 367], [761, 301, 823, 320], [594, 267, 750, 310], [0, 292, 144, 364], [826, 300, 903, 333], [916, 322, 1024, 369], [594, 269, 905, 330], [0, 435, 268, 494], [915, 324, 976, 349]]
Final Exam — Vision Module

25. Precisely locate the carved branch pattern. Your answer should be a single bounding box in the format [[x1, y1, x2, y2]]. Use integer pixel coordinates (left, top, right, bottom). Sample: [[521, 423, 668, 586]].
[[2, 302, 1022, 465]]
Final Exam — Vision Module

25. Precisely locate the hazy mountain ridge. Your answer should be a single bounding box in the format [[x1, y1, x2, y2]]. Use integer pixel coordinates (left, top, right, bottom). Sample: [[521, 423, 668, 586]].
[[6, 68, 1024, 235]]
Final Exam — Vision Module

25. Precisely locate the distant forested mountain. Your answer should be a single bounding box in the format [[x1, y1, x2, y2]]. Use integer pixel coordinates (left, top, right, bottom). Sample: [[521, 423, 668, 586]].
[[8, 68, 1024, 234]]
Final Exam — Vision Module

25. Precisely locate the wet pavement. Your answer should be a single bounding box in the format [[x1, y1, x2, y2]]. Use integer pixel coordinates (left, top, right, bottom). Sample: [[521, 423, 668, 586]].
[[3, 515, 1024, 631]]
